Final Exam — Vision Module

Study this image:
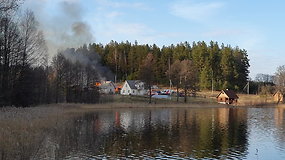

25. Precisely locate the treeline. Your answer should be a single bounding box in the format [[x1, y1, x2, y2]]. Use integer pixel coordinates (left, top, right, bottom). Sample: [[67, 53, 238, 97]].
[[89, 40, 250, 91], [0, 1, 48, 107], [250, 67, 285, 96], [0, 1, 100, 107], [249, 73, 275, 95]]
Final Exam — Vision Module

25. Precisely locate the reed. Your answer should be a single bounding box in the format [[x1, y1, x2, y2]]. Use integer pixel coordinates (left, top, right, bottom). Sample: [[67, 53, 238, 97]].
[[0, 104, 80, 160]]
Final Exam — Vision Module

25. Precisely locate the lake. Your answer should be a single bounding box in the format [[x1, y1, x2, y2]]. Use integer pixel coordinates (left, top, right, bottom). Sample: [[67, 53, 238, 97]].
[[5, 106, 285, 159]]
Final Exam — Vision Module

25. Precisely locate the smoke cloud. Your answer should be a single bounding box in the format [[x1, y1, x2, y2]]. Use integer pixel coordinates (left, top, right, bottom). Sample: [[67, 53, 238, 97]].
[[61, 48, 114, 81], [23, 0, 94, 56], [22, 0, 114, 81]]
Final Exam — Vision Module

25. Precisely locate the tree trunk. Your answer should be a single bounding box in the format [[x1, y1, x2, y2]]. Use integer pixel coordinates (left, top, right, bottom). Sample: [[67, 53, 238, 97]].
[[149, 85, 152, 104], [184, 86, 187, 103], [176, 84, 179, 102], [184, 77, 187, 103]]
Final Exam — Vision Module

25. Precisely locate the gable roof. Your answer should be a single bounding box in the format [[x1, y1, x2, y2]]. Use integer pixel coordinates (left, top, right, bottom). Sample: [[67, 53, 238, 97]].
[[126, 80, 136, 89], [100, 82, 115, 89], [216, 90, 239, 99], [126, 80, 144, 90]]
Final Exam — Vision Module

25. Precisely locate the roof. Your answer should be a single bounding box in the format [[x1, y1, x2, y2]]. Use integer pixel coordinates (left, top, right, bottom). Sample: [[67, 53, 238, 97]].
[[126, 80, 143, 89], [273, 91, 283, 96], [216, 90, 239, 99], [100, 82, 115, 89]]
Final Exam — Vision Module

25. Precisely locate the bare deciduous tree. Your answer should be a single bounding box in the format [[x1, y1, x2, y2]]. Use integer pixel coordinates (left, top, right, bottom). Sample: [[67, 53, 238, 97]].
[[166, 60, 182, 102], [19, 9, 47, 67], [0, 0, 20, 12], [275, 65, 285, 93], [139, 53, 155, 103], [180, 60, 198, 103], [166, 60, 198, 103]]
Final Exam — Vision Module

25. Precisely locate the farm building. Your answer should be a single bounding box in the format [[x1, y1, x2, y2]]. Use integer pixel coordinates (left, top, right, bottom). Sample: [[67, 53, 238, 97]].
[[273, 91, 284, 103], [216, 90, 239, 104], [120, 80, 147, 96], [98, 81, 116, 94]]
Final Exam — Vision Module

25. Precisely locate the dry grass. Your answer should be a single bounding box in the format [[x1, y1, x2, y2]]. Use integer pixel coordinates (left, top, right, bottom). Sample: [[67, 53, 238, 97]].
[[198, 90, 277, 107], [0, 104, 84, 160], [101, 90, 278, 107], [236, 94, 273, 106]]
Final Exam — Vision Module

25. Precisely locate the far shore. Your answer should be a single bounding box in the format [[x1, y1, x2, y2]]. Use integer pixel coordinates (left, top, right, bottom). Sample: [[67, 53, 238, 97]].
[[78, 102, 283, 109], [0, 91, 283, 113], [1, 101, 282, 114]]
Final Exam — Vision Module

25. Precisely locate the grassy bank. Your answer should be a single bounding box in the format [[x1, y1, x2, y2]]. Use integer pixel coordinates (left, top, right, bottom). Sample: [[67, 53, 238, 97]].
[[99, 94, 216, 105], [196, 90, 279, 107]]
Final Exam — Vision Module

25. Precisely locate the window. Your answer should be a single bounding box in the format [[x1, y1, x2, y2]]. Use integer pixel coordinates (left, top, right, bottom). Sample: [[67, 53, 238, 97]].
[[133, 90, 135, 93], [128, 90, 130, 93], [123, 90, 125, 93]]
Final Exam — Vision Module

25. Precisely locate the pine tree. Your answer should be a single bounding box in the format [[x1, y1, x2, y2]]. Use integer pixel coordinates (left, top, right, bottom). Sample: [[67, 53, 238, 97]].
[[200, 59, 212, 90], [220, 46, 235, 89]]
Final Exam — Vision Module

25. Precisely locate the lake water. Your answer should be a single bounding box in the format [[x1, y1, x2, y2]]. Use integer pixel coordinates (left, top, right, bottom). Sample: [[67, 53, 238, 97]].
[[37, 107, 285, 159]]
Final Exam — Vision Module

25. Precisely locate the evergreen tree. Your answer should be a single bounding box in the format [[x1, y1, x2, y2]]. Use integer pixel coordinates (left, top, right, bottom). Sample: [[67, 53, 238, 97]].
[[199, 59, 212, 90], [220, 46, 235, 89]]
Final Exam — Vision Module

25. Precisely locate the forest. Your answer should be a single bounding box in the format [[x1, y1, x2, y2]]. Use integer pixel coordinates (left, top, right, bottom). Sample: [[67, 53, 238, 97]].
[[89, 40, 250, 91], [0, 0, 252, 107]]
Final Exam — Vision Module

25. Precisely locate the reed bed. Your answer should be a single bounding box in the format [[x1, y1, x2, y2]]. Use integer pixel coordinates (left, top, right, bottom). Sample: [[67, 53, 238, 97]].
[[0, 104, 79, 160]]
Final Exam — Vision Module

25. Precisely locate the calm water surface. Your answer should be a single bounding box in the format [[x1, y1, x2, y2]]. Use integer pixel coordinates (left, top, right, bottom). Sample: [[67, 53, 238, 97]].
[[39, 107, 285, 159]]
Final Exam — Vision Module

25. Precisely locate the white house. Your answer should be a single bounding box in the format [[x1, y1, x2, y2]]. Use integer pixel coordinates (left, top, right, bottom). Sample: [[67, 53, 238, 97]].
[[120, 80, 147, 96], [99, 81, 116, 94]]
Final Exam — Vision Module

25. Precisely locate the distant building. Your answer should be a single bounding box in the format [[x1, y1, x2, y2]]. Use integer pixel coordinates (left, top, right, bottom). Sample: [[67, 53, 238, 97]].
[[273, 91, 284, 103], [99, 81, 116, 94], [120, 80, 147, 96], [216, 90, 239, 104], [115, 85, 122, 94]]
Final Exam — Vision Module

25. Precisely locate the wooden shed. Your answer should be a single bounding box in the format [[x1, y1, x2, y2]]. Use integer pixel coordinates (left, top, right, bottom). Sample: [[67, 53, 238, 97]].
[[216, 90, 239, 104], [273, 91, 284, 103]]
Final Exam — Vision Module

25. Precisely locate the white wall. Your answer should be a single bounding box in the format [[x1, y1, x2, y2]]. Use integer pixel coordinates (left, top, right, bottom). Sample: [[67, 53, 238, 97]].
[[120, 81, 147, 96], [100, 83, 115, 94], [120, 82, 131, 95]]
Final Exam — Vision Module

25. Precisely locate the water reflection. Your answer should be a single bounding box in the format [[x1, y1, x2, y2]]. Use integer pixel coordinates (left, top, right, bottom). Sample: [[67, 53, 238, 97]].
[[275, 107, 284, 128], [274, 107, 285, 153], [34, 107, 251, 159]]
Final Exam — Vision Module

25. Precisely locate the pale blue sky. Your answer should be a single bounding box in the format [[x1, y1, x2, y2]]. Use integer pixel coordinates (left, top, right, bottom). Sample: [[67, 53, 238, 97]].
[[23, 0, 285, 79]]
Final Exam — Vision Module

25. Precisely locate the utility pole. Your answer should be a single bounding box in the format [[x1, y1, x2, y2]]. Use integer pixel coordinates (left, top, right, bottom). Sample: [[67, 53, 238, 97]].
[[243, 81, 250, 95], [184, 76, 187, 103], [114, 48, 118, 83], [211, 70, 214, 95]]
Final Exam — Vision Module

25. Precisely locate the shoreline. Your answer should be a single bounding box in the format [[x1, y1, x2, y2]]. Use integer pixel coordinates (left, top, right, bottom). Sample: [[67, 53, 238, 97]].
[[1, 100, 284, 114], [40, 101, 284, 110]]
